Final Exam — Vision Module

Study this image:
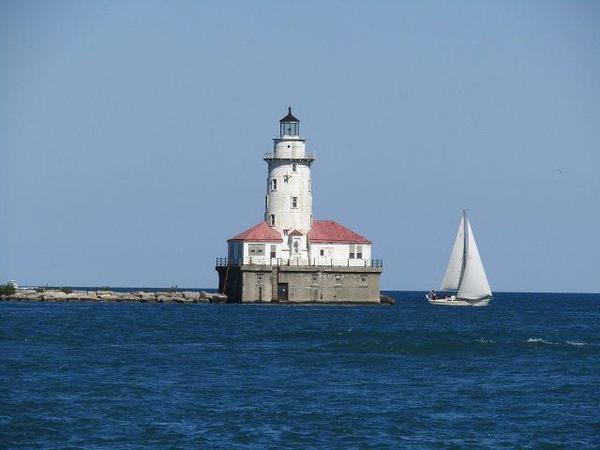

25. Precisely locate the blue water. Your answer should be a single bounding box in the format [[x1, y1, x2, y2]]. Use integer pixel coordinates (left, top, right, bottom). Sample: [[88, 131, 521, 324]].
[[1, 292, 599, 449]]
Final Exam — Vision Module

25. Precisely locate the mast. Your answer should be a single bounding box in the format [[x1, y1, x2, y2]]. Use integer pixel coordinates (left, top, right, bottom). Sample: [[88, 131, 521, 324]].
[[457, 209, 468, 289]]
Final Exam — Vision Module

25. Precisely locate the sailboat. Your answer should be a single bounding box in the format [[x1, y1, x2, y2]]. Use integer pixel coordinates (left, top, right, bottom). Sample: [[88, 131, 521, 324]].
[[427, 210, 492, 306]]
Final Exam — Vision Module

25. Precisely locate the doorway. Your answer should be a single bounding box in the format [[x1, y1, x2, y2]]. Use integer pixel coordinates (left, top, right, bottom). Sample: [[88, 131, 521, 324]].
[[277, 283, 289, 301]]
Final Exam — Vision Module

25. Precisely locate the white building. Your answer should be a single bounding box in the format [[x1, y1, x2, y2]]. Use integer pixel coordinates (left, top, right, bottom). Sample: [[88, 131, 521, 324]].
[[225, 108, 375, 267]]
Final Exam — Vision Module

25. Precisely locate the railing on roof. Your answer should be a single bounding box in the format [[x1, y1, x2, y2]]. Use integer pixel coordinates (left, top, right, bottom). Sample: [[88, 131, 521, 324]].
[[216, 257, 383, 268]]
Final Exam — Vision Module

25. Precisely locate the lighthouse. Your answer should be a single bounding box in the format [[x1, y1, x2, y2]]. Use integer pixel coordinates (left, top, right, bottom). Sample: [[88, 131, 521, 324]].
[[264, 108, 314, 262], [216, 108, 383, 303]]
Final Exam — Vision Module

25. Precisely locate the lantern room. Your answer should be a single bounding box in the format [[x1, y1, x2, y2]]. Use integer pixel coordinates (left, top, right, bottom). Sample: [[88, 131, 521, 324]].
[[279, 107, 300, 137]]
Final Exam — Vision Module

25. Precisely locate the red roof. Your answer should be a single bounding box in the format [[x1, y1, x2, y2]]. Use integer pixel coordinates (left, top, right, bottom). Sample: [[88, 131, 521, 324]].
[[228, 221, 283, 242], [308, 220, 371, 244]]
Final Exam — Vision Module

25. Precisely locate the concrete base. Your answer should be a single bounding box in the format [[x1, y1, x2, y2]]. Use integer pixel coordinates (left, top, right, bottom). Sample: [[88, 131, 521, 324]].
[[216, 265, 383, 303]]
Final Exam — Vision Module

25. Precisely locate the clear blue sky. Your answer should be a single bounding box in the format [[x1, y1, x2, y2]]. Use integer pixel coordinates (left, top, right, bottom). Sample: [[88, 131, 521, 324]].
[[1, 0, 598, 292]]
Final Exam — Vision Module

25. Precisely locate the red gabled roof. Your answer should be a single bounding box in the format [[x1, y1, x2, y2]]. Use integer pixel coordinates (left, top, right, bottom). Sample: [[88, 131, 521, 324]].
[[228, 221, 283, 242], [308, 220, 371, 244]]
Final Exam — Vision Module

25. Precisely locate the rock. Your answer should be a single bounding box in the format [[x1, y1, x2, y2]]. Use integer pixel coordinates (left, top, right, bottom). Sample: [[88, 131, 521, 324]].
[[206, 292, 228, 303], [97, 292, 117, 301], [182, 291, 200, 301], [379, 294, 395, 305], [172, 296, 187, 303], [139, 292, 156, 301], [156, 295, 172, 303], [86, 291, 98, 300], [43, 291, 67, 301], [16, 289, 37, 296], [15, 293, 44, 301]]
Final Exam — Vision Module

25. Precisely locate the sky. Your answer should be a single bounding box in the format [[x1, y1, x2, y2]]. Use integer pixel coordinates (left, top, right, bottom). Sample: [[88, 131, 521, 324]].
[[1, 0, 599, 292]]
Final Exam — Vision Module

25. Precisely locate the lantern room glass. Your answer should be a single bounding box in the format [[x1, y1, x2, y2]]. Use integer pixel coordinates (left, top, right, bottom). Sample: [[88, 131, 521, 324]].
[[280, 121, 299, 137]]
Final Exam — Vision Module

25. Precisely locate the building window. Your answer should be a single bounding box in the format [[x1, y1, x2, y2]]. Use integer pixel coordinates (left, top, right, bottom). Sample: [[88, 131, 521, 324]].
[[270, 214, 275, 226], [360, 275, 368, 286], [356, 245, 363, 259], [293, 239, 300, 254], [334, 274, 342, 286], [256, 273, 264, 286], [349, 245, 355, 259], [272, 179, 277, 191], [270, 245, 277, 259], [320, 249, 325, 256], [291, 196, 298, 208], [249, 244, 265, 256], [311, 273, 319, 286], [292, 163, 297, 172], [283, 229, 289, 236]]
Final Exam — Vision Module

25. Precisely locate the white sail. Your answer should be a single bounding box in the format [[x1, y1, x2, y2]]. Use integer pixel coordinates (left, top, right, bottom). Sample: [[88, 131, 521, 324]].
[[457, 219, 492, 299], [440, 215, 465, 291]]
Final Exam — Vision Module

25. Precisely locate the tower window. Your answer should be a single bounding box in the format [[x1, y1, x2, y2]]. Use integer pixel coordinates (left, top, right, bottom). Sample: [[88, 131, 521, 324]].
[[308, 179, 311, 192], [283, 229, 289, 236], [270, 214, 275, 226], [291, 197, 298, 208], [292, 163, 297, 172], [272, 179, 277, 191]]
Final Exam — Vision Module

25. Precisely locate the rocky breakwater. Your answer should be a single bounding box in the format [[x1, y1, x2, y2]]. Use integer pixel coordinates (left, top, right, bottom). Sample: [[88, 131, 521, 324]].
[[1, 289, 228, 304]]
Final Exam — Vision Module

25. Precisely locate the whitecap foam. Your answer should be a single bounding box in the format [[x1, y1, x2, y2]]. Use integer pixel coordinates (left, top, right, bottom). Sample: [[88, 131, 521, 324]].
[[566, 340, 586, 346], [526, 337, 554, 345]]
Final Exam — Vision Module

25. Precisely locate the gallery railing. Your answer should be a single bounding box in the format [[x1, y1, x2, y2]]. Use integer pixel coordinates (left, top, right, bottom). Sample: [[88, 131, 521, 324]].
[[215, 257, 383, 268], [263, 152, 316, 161]]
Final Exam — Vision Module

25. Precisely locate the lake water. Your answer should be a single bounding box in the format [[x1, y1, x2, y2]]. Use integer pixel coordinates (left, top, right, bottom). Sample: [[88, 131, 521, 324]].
[[1, 291, 599, 449]]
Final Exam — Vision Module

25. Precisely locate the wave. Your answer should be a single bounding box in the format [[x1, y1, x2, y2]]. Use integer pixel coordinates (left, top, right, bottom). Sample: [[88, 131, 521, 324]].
[[526, 337, 554, 345], [527, 337, 595, 347]]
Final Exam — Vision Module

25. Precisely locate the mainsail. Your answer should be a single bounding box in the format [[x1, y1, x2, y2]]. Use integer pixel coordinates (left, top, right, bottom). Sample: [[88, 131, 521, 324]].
[[439, 215, 465, 291], [456, 219, 492, 299]]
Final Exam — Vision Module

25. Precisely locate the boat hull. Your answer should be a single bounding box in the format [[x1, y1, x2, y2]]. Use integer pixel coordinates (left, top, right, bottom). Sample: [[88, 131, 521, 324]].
[[426, 294, 490, 307]]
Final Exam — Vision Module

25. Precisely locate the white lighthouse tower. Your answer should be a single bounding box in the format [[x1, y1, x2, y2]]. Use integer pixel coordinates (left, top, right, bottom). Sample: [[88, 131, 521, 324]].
[[217, 107, 382, 303], [264, 108, 314, 260]]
